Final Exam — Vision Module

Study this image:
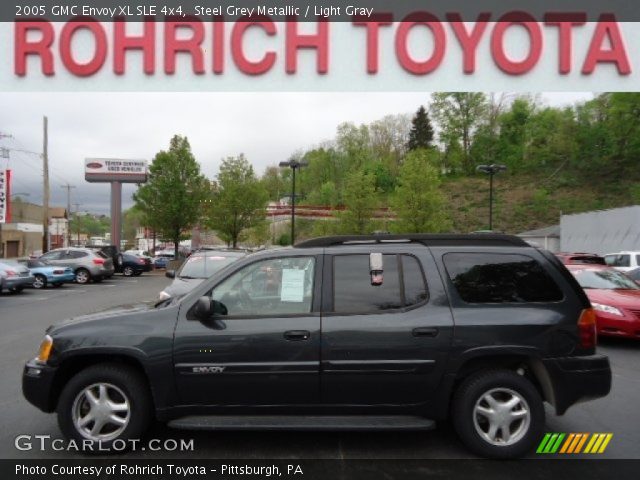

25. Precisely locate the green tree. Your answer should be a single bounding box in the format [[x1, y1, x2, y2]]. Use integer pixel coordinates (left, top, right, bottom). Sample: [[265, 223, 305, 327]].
[[133, 135, 209, 257], [334, 170, 378, 234], [208, 154, 268, 248], [407, 106, 435, 151], [431, 92, 488, 173], [261, 165, 287, 201], [391, 149, 450, 233]]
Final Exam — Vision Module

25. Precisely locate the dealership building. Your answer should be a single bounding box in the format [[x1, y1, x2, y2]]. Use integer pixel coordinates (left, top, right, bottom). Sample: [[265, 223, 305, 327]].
[[518, 205, 640, 255]]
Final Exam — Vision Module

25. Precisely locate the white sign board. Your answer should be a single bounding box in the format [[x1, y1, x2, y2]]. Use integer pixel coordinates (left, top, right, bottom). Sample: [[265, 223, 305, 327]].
[[280, 269, 306, 303], [0, 169, 8, 224], [85, 158, 147, 183]]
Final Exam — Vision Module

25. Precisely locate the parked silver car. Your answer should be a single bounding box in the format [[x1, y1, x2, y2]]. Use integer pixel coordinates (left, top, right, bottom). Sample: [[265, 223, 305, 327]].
[[0, 260, 35, 293], [38, 247, 115, 284]]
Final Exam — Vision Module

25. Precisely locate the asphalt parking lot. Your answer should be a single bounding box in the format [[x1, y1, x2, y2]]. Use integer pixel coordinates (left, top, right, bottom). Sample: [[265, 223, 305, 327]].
[[0, 273, 638, 459]]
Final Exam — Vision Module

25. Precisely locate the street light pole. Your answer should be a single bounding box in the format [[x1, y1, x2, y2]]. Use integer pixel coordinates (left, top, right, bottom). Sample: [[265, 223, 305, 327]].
[[279, 159, 308, 245], [476, 164, 507, 231]]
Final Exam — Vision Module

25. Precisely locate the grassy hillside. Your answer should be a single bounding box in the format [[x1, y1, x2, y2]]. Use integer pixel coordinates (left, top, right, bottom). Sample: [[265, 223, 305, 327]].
[[443, 166, 640, 234]]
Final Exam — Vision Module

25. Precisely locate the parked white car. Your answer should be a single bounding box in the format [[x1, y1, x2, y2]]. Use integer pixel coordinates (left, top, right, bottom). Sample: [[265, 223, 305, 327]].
[[604, 251, 640, 272]]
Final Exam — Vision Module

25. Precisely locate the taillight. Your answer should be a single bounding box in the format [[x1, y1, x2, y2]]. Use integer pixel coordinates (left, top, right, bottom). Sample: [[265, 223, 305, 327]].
[[578, 308, 597, 349], [5, 270, 17, 277], [138, 258, 145, 264], [92, 258, 105, 265]]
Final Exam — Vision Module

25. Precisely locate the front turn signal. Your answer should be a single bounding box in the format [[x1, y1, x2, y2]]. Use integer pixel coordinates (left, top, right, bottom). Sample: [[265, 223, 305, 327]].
[[37, 335, 53, 364]]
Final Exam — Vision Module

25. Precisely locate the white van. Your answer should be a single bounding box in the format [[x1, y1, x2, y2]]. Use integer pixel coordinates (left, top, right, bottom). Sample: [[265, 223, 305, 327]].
[[604, 251, 640, 272]]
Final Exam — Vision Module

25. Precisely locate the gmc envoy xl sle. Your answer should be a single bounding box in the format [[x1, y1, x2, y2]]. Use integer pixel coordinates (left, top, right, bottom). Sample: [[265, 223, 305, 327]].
[[23, 234, 611, 458]]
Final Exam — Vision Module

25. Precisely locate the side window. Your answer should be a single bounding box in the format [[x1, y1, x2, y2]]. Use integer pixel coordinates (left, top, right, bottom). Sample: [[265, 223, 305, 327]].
[[65, 251, 87, 259], [402, 255, 428, 306], [607, 254, 630, 267], [40, 251, 61, 261], [211, 257, 315, 316], [333, 254, 403, 313], [444, 253, 564, 303], [636, 255, 640, 267]]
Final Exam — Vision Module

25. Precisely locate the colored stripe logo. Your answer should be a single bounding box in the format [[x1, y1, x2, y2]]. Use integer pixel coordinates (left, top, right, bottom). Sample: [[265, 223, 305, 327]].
[[537, 433, 613, 454]]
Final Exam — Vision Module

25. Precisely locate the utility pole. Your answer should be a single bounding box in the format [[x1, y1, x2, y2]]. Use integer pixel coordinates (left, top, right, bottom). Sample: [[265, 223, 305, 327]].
[[42, 116, 50, 253], [60, 183, 75, 247], [73, 202, 81, 246]]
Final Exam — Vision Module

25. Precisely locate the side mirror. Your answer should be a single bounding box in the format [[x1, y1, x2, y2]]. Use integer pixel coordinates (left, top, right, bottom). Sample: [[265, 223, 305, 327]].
[[193, 296, 228, 320], [193, 296, 212, 319], [165, 270, 176, 279]]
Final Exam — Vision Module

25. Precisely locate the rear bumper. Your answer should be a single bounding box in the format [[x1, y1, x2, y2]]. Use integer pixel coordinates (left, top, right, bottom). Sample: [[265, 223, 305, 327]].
[[22, 359, 57, 413], [4, 276, 34, 289], [543, 354, 611, 415]]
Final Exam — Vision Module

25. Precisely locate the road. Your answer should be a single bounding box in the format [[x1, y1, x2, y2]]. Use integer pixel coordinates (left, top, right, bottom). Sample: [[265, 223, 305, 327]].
[[0, 274, 638, 459]]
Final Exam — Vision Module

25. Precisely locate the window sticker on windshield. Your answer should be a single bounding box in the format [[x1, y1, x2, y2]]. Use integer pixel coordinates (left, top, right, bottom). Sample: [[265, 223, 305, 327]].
[[280, 269, 306, 303]]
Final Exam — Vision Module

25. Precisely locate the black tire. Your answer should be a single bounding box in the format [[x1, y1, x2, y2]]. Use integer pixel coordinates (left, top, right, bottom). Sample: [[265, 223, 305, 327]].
[[452, 369, 544, 459], [33, 274, 47, 289], [75, 268, 91, 284], [123, 266, 134, 277], [57, 364, 153, 453]]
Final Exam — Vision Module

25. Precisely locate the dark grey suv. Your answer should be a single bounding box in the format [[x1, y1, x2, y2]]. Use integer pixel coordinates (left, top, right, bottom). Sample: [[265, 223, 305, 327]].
[[22, 234, 610, 458]]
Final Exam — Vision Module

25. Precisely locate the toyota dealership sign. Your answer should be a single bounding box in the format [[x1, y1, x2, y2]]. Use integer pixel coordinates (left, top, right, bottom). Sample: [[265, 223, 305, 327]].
[[84, 158, 147, 183]]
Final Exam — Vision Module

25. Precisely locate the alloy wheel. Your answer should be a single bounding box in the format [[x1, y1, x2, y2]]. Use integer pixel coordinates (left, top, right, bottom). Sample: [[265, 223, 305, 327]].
[[472, 387, 531, 446], [71, 383, 130, 442]]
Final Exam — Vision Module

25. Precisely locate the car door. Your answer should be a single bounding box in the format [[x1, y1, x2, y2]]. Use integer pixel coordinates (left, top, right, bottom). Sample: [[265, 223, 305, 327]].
[[173, 253, 323, 406], [321, 248, 454, 406]]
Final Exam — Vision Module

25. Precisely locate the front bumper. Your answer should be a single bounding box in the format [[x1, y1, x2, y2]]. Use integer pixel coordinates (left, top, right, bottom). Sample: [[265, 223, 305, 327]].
[[22, 359, 57, 413], [543, 354, 611, 415]]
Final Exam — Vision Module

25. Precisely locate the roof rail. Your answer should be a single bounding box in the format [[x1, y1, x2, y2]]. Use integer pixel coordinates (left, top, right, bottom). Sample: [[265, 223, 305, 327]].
[[294, 233, 529, 248]]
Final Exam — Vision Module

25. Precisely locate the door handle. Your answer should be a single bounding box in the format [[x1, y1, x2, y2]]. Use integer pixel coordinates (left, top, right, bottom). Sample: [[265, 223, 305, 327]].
[[412, 327, 439, 337], [284, 330, 311, 341]]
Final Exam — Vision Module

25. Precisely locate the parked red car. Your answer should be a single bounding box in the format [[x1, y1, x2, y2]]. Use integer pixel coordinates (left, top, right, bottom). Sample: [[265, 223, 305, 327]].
[[568, 265, 640, 339], [556, 252, 606, 265]]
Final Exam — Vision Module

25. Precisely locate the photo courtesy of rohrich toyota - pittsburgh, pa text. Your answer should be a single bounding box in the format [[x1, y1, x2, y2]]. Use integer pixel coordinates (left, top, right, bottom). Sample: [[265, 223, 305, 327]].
[[1, 1, 640, 479]]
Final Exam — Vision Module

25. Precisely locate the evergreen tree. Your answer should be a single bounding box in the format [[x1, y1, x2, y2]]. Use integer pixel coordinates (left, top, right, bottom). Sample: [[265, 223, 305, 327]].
[[407, 106, 435, 151]]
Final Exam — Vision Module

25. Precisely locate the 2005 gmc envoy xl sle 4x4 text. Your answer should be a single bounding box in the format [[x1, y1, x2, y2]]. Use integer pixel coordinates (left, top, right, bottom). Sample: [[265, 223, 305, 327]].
[[22, 234, 612, 458]]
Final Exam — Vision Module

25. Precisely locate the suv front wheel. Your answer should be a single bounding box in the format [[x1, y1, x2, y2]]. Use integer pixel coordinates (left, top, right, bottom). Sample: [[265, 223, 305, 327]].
[[57, 364, 152, 453], [452, 369, 544, 458]]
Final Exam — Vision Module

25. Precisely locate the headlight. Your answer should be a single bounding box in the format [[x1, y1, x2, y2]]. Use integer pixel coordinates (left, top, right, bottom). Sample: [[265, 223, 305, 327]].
[[37, 335, 53, 364], [592, 303, 623, 316], [158, 291, 171, 301]]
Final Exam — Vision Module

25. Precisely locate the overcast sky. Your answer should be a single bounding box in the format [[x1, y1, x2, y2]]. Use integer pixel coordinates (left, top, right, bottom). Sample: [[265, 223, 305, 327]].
[[0, 92, 592, 214]]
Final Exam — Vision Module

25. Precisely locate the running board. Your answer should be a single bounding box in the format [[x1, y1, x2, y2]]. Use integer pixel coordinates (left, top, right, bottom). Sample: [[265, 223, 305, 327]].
[[168, 415, 436, 431]]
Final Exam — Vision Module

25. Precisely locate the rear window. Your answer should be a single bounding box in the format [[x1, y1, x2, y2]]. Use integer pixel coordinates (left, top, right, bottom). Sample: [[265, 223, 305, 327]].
[[94, 251, 108, 259], [444, 253, 564, 303], [569, 256, 605, 265], [178, 254, 241, 279]]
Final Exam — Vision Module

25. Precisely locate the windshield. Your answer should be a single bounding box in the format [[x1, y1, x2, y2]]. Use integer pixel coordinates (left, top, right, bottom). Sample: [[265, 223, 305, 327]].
[[178, 254, 242, 279], [571, 268, 640, 290]]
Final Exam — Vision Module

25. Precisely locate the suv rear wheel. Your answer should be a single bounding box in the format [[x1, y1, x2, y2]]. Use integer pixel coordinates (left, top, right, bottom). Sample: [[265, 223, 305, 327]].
[[452, 369, 544, 458], [75, 268, 91, 284], [57, 364, 152, 452]]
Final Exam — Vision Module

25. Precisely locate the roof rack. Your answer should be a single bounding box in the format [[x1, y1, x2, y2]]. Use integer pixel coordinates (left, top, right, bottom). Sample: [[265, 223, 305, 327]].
[[294, 233, 529, 248]]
